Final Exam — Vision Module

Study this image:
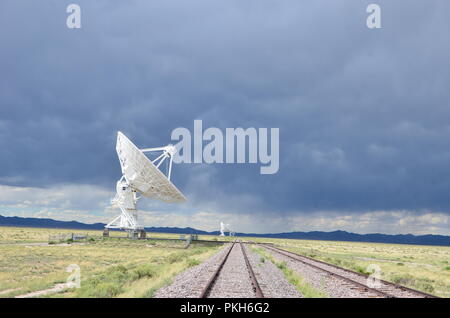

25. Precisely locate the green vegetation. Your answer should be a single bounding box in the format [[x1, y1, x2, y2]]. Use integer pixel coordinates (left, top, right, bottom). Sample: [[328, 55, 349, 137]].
[[1, 226, 449, 298], [77, 264, 157, 297], [0, 226, 222, 298], [244, 237, 450, 298], [390, 274, 435, 293], [252, 247, 327, 298], [187, 258, 201, 267]]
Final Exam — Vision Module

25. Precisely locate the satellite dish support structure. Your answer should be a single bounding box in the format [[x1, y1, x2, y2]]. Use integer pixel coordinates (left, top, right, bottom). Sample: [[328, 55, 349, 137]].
[[105, 132, 185, 239]]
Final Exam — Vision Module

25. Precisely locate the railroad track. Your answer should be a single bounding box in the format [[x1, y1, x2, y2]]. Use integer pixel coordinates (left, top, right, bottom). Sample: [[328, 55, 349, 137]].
[[260, 243, 438, 298], [201, 240, 264, 298]]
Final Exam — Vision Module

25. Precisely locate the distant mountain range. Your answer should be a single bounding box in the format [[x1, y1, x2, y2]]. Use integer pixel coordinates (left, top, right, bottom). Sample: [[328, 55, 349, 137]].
[[1, 214, 449, 246]]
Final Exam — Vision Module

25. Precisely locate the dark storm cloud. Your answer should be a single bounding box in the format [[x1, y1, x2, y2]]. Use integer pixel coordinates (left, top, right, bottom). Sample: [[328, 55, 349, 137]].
[[1, 0, 450, 216]]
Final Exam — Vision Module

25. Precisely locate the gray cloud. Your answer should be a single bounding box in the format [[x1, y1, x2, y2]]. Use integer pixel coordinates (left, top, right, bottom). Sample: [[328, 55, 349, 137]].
[[1, 1, 450, 234]]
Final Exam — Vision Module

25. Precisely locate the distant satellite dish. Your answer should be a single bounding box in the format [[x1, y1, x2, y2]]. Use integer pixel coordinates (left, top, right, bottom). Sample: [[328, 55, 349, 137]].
[[220, 222, 232, 237], [105, 131, 186, 237]]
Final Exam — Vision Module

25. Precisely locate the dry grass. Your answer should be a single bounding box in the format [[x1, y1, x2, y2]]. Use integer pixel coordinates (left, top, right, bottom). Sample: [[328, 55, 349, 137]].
[[0, 226, 222, 298]]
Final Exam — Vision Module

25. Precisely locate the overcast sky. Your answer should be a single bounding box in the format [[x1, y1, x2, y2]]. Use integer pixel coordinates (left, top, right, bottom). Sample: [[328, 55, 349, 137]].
[[1, 1, 450, 235]]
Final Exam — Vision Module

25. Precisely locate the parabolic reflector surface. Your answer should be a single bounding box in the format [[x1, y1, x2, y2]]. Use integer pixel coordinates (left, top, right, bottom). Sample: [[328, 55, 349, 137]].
[[116, 132, 186, 203]]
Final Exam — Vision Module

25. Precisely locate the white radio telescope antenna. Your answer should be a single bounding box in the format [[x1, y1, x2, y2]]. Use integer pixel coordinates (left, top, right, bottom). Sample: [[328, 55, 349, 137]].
[[220, 222, 232, 237], [105, 131, 186, 238]]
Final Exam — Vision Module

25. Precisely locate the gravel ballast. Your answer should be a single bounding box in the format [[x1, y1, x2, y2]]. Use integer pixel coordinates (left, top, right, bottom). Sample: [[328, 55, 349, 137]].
[[153, 244, 230, 298], [243, 244, 302, 298], [263, 246, 381, 298], [264, 246, 429, 298], [207, 242, 255, 298]]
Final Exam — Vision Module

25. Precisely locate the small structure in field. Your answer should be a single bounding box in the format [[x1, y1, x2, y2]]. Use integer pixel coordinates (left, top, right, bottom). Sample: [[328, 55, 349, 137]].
[[48, 233, 88, 244]]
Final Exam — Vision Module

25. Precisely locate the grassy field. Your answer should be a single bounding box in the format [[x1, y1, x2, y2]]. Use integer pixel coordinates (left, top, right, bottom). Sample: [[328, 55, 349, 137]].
[[0, 226, 223, 298], [0, 226, 449, 298]]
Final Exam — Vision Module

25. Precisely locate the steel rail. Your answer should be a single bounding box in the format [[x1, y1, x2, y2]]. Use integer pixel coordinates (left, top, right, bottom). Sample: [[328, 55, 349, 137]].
[[200, 240, 236, 298], [240, 241, 264, 298], [261, 244, 391, 298], [261, 244, 438, 298]]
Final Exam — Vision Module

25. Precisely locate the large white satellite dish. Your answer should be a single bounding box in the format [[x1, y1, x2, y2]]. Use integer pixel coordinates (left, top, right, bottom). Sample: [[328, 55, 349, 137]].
[[105, 131, 186, 237]]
